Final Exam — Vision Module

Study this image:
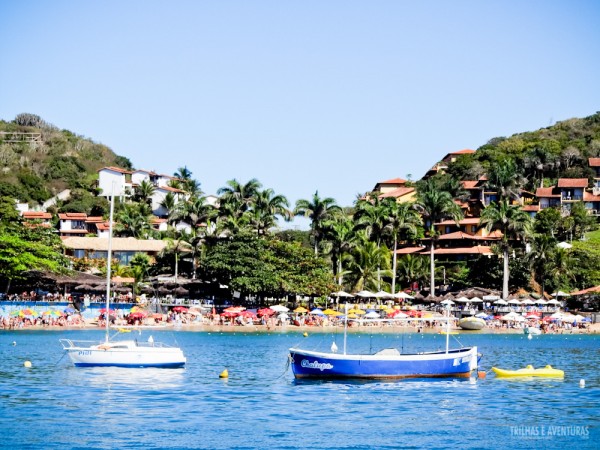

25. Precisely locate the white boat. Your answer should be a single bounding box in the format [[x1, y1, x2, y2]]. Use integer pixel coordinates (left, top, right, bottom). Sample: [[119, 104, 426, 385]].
[[458, 316, 486, 330], [59, 186, 186, 368]]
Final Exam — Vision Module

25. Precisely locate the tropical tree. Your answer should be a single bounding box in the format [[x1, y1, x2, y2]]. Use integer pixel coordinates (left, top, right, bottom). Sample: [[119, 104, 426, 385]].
[[115, 203, 153, 239], [479, 199, 532, 299], [218, 178, 262, 218], [345, 234, 392, 292], [249, 188, 292, 235], [294, 191, 341, 256], [160, 229, 191, 279], [382, 199, 421, 294], [174, 196, 216, 229], [486, 158, 525, 201], [525, 233, 557, 295], [159, 192, 178, 223], [396, 254, 428, 292], [132, 179, 156, 207], [322, 212, 357, 287], [415, 179, 463, 297]]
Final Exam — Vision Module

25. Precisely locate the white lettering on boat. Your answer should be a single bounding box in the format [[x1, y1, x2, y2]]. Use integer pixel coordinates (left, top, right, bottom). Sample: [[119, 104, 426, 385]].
[[301, 359, 333, 371]]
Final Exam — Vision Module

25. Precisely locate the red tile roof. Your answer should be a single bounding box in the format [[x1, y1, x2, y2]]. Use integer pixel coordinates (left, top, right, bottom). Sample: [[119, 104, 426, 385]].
[[157, 185, 185, 194], [557, 178, 588, 188], [394, 246, 426, 255], [58, 213, 87, 220], [85, 216, 104, 223], [589, 158, 600, 167], [536, 187, 560, 197], [420, 246, 493, 255], [462, 180, 479, 189], [378, 178, 407, 185], [451, 149, 476, 155], [99, 166, 132, 174], [59, 229, 88, 234], [22, 211, 52, 219]]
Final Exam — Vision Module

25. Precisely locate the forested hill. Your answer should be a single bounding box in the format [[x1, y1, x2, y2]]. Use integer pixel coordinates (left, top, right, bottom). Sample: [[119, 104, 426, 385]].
[[445, 111, 600, 191], [0, 113, 132, 205]]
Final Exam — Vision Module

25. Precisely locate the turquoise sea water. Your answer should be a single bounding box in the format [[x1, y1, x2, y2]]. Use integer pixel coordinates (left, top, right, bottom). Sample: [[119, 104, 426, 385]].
[[1, 329, 598, 449]]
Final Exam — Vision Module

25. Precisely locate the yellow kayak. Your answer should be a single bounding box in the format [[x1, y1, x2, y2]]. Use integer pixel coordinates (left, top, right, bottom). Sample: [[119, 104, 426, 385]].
[[492, 365, 564, 378]]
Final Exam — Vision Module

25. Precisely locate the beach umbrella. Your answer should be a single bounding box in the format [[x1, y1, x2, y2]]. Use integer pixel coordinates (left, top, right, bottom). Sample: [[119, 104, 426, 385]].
[[323, 309, 339, 316], [271, 305, 289, 313], [238, 310, 257, 319], [475, 312, 489, 319], [331, 291, 354, 298], [220, 311, 237, 318], [310, 308, 325, 316], [10, 310, 24, 317], [278, 313, 289, 320], [507, 299, 521, 305], [355, 290, 375, 298], [128, 311, 147, 320], [494, 299, 508, 305], [394, 292, 414, 300], [373, 291, 393, 299], [547, 299, 562, 305], [224, 306, 246, 313], [75, 284, 93, 291], [257, 308, 275, 317], [455, 296, 470, 303], [365, 311, 380, 319], [64, 307, 77, 314], [520, 299, 535, 305], [294, 306, 308, 313], [441, 299, 454, 305], [172, 306, 189, 313], [470, 296, 483, 303], [535, 299, 548, 305]]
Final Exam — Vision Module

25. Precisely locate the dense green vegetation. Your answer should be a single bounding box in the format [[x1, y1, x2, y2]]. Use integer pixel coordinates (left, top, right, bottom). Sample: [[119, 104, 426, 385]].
[[2, 111, 600, 301]]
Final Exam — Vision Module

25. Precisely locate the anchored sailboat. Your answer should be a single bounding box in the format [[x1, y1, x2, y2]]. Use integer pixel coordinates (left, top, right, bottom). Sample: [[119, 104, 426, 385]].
[[60, 185, 186, 368]]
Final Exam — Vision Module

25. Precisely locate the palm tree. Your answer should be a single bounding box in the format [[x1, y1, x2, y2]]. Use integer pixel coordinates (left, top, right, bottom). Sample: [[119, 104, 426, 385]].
[[322, 212, 357, 286], [173, 166, 193, 182], [479, 199, 532, 299], [159, 192, 178, 222], [486, 158, 525, 201], [415, 179, 463, 297], [174, 196, 215, 229], [115, 203, 153, 239], [382, 199, 421, 294], [345, 233, 392, 292], [295, 191, 341, 256], [161, 229, 191, 279], [218, 178, 262, 217], [396, 254, 428, 292], [250, 188, 292, 235], [133, 179, 156, 207], [525, 233, 557, 296]]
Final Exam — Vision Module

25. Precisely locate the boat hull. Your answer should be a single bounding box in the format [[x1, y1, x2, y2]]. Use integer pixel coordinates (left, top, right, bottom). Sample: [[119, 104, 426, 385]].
[[458, 317, 486, 330], [289, 346, 478, 379], [61, 339, 186, 368]]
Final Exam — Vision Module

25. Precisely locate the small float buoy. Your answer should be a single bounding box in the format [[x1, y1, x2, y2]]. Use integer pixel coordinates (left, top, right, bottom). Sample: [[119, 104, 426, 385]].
[[12, 341, 16, 346], [580, 379, 585, 388], [527, 334, 532, 340], [219, 369, 229, 378], [24, 361, 32, 368], [303, 332, 308, 337], [477, 371, 486, 379]]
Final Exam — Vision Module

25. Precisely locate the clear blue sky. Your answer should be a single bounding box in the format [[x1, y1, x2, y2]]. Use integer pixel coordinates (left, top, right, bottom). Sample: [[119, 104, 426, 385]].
[[1, 1, 599, 212]]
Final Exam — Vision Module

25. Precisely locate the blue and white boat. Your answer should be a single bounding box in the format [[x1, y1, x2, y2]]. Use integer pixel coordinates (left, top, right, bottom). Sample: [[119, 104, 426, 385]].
[[289, 306, 479, 379]]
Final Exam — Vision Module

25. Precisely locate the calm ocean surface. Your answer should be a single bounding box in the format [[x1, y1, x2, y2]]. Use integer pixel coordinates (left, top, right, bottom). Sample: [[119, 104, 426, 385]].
[[1, 329, 598, 449]]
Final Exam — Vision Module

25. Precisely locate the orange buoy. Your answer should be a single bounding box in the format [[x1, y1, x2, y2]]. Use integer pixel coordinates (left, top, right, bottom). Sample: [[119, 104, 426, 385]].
[[477, 371, 486, 379]]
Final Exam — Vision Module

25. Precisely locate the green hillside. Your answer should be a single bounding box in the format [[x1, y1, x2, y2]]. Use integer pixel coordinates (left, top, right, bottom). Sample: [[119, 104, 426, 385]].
[[0, 113, 132, 205], [446, 111, 600, 190]]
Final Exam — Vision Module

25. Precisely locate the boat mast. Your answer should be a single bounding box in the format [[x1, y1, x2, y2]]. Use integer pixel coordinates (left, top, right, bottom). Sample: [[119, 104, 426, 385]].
[[343, 302, 348, 355], [445, 304, 450, 354], [104, 185, 116, 343]]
